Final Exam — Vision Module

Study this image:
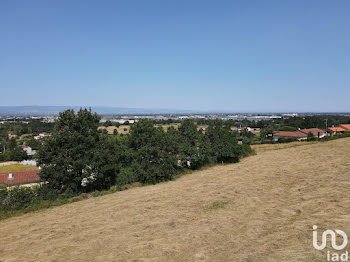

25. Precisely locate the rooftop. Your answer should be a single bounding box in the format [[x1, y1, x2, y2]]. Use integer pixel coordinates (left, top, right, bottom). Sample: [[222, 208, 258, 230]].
[[0, 170, 40, 185]]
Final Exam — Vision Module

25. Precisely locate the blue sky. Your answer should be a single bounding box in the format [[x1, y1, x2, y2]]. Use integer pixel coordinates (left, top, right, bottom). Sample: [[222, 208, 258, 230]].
[[1, 0, 349, 112]]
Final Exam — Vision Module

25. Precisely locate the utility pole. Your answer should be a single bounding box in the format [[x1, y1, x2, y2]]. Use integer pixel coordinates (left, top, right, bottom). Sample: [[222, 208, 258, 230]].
[[325, 119, 328, 136]]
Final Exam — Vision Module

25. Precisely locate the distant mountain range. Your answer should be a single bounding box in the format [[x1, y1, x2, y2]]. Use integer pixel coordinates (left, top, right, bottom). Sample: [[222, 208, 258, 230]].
[[0, 106, 197, 116]]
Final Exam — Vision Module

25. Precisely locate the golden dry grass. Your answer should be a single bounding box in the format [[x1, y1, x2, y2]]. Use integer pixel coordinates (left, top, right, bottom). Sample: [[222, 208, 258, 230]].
[[0, 164, 38, 174], [100, 124, 181, 134], [98, 125, 131, 135], [251, 141, 317, 153], [154, 123, 181, 131], [1, 138, 350, 261]]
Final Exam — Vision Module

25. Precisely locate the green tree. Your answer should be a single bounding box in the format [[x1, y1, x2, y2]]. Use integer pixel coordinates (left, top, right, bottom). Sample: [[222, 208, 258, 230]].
[[129, 119, 178, 183], [206, 120, 243, 163], [37, 109, 102, 194], [104, 120, 113, 127], [279, 126, 297, 131], [307, 132, 317, 141], [260, 128, 274, 141], [10, 147, 28, 161], [177, 119, 210, 169], [26, 137, 41, 150]]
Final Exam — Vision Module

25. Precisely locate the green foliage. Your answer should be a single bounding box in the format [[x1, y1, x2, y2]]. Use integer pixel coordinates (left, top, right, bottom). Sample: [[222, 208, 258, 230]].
[[2, 187, 36, 210], [37, 108, 102, 194], [307, 132, 317, 141], [129, 120, 179, 183], [0, 146, 28, 161], [104, 120, 113, 127], [10, 146, 28, 161], [0, 110, 253, 216], [206, 120, 242, 163], [116, 168, 135, 186], [279, 126, 298, 131], [0, 185, 8, 209], [35, 184, 59, 201], [260, 128, 274, 140], [277, 137, 297, 143]]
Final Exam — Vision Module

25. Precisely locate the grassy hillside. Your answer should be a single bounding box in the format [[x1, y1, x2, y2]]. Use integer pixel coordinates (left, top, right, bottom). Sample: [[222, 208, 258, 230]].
[[1, 138, 350, 261]]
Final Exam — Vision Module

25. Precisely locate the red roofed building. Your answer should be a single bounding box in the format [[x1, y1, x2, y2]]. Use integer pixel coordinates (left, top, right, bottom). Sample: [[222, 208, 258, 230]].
[[339, 124, 350, 130], [328, 126, 346, 134], [299, 128, 327, 138], [273, 131, 308, 141], [0, 170, 40, 186]]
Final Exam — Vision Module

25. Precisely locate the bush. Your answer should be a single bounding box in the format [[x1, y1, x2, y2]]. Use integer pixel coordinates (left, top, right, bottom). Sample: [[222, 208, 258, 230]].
[[0, 184, 8, 209], [35, 184, 59, 201], [241, 143, 254, 157], [279, 126, 298, 131], [2, 187, 36, 210], [116, 168, 135, 186], [278, 137, 297, 143]]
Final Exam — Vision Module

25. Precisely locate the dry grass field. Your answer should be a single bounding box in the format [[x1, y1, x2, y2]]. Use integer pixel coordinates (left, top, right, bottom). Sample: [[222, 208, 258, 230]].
[[154, 123, 181, 131], [99, 124, 181, 134], [1, 138, 350, 261], [98, 125, 131, 135], [251, 141, 317, 153], [0, 164, 38, 174]]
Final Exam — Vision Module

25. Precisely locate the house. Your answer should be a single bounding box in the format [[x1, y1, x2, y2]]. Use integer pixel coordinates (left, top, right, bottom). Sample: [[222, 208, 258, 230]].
[[8, 134, 17, 139], [0, 170, 40, 186], [34, 132, 51, 140], [230, 126, 245, 132], [299, 128, 327, 138], [328, 126, 346, 135], [22, 146, 36, 156], [197, 126, 207, 132], [339, 124, 350, 130], [273, 131, 308, 141], [39, 132, 51, 138], [246, 127, 260, 135], [20, 134, 31, 140]]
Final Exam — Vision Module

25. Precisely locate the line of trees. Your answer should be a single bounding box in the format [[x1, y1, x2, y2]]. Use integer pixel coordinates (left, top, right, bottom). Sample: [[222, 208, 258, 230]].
[[36, 108, 252, 196]]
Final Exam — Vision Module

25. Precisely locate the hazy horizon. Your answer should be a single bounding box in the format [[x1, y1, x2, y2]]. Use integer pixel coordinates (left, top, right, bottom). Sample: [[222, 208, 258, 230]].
[[0, 105, 349, 115]]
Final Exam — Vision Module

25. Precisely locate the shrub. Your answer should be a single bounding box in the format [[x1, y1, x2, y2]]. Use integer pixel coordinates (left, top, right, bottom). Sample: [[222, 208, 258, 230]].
[[116, 168, 135, 186], [2, 187, 36, 210], [278, 137, 297, 143], [279, 126, 298, 131], [241, 143, 254, 157], [35, 184, 59, 201], [0, 184, 8, 208]]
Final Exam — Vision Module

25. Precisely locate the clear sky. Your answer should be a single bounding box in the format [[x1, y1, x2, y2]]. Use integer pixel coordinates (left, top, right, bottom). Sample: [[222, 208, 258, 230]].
[[1, 0, 349, 112]]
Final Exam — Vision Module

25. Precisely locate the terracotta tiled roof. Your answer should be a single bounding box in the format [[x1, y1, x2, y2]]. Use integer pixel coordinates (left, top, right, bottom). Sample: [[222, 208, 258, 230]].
[[0, 170, 40, 185], [273, 131, 308, 138], [328, 127, 346, 132], [299, 128, 325, 136], [340, 124, 350, 130]]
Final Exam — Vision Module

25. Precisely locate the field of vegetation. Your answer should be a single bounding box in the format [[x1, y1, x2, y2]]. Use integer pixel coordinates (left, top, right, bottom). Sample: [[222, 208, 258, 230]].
[[0, 109, 252, 218], [1, 138, 349, 261], [251, 141, 318, 153], [0, 164, 37, 174], [98, 125, 131, 135]]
